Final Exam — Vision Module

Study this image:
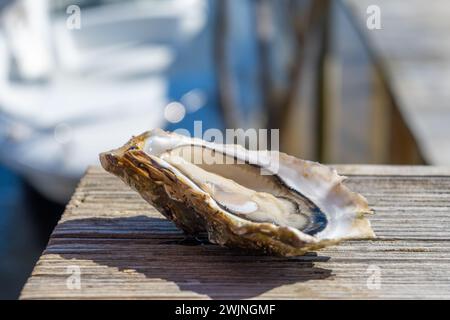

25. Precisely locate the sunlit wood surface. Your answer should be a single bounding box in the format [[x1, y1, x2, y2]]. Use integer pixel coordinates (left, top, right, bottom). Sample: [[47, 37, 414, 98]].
[[20, 166, 450, 299], [344, 0, 450, 165]]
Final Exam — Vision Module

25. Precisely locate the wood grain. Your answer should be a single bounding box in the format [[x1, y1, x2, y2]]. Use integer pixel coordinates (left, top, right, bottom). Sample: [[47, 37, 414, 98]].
[[21, 166, 450, 299]]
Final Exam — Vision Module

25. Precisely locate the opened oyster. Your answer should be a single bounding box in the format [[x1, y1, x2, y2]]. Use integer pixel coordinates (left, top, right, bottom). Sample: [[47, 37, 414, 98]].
[[100, 129, 375, 256]]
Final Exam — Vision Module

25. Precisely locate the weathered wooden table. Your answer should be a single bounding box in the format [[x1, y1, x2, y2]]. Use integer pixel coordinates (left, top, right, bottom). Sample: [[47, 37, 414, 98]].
[[21, 166, 450, 299]]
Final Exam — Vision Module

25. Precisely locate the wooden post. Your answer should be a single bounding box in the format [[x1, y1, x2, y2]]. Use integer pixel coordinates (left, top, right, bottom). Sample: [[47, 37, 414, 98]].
[[315, 0, 332, 162]]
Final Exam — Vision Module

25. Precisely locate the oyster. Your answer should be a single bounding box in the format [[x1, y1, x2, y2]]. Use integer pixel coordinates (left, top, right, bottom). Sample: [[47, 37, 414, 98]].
[[100, 129, 375, 256]]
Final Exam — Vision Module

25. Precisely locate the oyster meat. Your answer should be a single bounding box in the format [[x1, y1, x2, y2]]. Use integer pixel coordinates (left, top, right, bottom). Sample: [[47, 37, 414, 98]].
[[100, 129, 375, 256]]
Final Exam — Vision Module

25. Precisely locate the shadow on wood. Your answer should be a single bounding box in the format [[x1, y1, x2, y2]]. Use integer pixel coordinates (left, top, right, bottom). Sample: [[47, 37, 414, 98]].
[[52, 216, 332, 299]]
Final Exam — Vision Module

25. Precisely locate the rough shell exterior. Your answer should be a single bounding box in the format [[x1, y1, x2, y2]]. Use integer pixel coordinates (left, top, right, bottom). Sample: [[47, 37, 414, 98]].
[[100, 130, 375, 256]]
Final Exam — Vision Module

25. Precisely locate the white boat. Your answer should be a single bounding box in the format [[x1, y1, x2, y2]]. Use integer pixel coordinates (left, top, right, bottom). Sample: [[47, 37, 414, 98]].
[[0, 0, 208, 203]]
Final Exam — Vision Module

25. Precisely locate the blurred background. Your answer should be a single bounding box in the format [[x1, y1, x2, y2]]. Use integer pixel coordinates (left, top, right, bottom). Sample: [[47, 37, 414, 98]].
[[0, 0, 447, 298]]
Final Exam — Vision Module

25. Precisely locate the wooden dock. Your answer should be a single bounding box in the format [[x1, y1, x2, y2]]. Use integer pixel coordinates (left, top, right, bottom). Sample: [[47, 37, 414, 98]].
[[343, 0, 450, 165], [21, 166, 450, 299]]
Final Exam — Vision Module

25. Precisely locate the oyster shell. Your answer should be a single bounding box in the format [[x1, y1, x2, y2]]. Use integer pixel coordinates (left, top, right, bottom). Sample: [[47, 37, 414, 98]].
[[100, 129, 375, 256]]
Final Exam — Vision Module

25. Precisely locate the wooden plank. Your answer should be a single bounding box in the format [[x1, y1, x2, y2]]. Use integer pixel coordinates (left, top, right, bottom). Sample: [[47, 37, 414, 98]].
[[21, 166, 450, 299], [343, 0, 450, 165], [332, 165, 450, 176]]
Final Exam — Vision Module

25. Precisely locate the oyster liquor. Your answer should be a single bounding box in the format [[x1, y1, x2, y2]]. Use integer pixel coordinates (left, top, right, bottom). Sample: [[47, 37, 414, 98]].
[[175, 304, 276, 317]]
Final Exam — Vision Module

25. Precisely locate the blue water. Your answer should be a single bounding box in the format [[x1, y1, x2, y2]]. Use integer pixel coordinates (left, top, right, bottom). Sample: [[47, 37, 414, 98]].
[[164, 0, 264, 135], [0, 165, 61, 299]]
